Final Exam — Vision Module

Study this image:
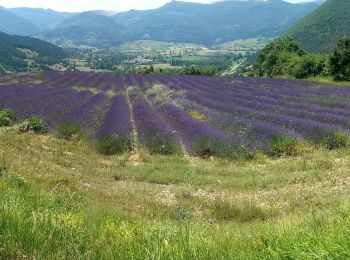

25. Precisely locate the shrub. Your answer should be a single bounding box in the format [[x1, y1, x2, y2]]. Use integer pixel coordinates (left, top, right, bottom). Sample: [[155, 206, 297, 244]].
[[268, 134, 299, 156], [324, 131, 349, 150], [95, 136, 131, 155], [0, 109, 16, 127], [189, 111, 206, 121], [20, 116, 48, 133], [56, 122, 82, 140], [193, 136, 248, 159], [141, 133, 179, 155]]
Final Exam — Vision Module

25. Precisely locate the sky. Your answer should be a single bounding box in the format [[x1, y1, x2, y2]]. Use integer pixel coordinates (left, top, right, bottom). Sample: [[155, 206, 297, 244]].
[[0, 0, 316, 12]]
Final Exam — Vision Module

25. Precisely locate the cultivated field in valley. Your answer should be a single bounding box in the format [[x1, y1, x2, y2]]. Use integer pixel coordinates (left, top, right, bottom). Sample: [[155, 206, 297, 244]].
[[1, 72, 350, 157]]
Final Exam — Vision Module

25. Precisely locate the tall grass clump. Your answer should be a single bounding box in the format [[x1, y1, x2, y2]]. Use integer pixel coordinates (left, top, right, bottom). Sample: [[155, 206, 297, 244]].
[[56, 122, 82, 140], [0, 109, 16, 127], [95, 135, 131, 155], [211, 199, 274, 222], [323, 131, 350, 150], [268, 134, 300, 156], [193, 136, 248, 159], [20, 116, 48, 133]]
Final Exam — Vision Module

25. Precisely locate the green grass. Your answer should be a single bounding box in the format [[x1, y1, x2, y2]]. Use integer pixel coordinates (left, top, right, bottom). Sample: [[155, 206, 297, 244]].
[[1, 129, 350, 258], [306, 77, 350, 86]]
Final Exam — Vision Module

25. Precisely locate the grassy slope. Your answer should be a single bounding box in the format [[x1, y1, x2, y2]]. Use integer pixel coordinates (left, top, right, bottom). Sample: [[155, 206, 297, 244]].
[[1, 128, 350, 259]]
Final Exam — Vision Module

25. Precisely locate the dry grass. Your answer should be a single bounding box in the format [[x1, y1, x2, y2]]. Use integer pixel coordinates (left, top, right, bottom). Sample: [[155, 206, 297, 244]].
[[1, 129, 350, 219], [2, 129, 350, 258]]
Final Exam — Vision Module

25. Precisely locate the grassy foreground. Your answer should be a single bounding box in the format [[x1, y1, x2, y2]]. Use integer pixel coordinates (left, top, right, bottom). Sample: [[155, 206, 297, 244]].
[[1, 129, 350, 259]]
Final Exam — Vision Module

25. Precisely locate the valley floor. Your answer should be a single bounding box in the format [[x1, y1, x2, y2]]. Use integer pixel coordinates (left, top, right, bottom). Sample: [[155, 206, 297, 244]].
[[1, 128, 350, 259]]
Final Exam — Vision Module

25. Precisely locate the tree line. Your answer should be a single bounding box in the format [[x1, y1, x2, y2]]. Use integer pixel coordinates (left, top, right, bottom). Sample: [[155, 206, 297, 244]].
[[115, 65, 221, 76], [253, 37, 350, 81]]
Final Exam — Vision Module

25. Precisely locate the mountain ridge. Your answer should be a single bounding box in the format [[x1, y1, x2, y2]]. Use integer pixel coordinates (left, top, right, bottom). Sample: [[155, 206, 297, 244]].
[[42, 0, 319, 47], [0, 0, 320, 47], [8, 7, 77, 32], [0, 8, 39, 36]]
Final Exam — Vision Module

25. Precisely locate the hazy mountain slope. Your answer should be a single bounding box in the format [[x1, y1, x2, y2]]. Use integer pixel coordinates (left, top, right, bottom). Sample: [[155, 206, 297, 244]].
[[112, 0, 319, 46], [8, 7, 78, 31], [287, 0, 350, 53], [44, 12, 125, 47], [40, 0, 318, 47], [0, 8, 39, 36], [0, 31, 66, 71]]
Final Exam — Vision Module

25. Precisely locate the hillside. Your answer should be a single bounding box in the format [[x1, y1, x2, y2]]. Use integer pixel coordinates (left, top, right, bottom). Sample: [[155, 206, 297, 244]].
[[40, 0, 318, 47], [44, 12, 125, 47], [287, 0, 350, 53], [0, 32, 67, 72], [0, 8, 39, 36], [112, 0, 318, 46], [8, 7, 77, 32]]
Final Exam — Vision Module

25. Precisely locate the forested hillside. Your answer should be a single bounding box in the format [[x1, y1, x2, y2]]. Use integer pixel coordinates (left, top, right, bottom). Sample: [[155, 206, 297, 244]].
[[287, 0, 350, 53], [112, 0, 318, 46], [8, 7, 77, 32], [0, 32, 67, 72], [44, 12, 125, 47]]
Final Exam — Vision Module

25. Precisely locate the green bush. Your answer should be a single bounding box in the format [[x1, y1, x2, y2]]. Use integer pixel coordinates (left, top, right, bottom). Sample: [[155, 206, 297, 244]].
[[324, 132, 349, 150], [141, 134, 179, 155], [0, 109, 16, 127], [56, 122, 82, 140], [268, 134, 300, 156], [20, 116, 48, 133], [287, 54, 330, 79], [95, 136, 131, 155], [193, 136, 247, 159]]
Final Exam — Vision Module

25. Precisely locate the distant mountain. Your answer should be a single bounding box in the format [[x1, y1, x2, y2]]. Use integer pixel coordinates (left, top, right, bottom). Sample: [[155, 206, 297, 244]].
[[0, 8, 39, 36], [43, 12, 125, 47], [39, 0, 318, 48], [314, 0, 326, 5], [0, 31, 67, 72], [287, 0, 350, 53], [91, 10, 118, 16], [8, 7, 77, 32], [111, 0, 319, 46]]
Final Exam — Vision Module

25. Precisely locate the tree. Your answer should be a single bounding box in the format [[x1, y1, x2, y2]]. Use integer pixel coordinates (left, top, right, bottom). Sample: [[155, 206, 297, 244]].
[[254, 37, 330, 79], [0, 65, 5, 73], [330, 37, 350, 81], [254, 37, 305, 77]]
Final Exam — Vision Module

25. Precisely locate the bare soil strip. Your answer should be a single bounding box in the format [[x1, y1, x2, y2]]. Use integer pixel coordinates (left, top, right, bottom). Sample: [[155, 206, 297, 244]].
[[125, 87, 140, 165]]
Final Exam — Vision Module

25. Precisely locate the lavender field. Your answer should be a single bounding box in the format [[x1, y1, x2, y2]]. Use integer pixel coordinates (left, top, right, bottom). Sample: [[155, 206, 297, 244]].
[[1, 72, 350, 155]]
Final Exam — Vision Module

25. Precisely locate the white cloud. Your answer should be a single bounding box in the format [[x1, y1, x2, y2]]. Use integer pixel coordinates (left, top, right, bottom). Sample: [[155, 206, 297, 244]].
[[0, 0, 316, 12]]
